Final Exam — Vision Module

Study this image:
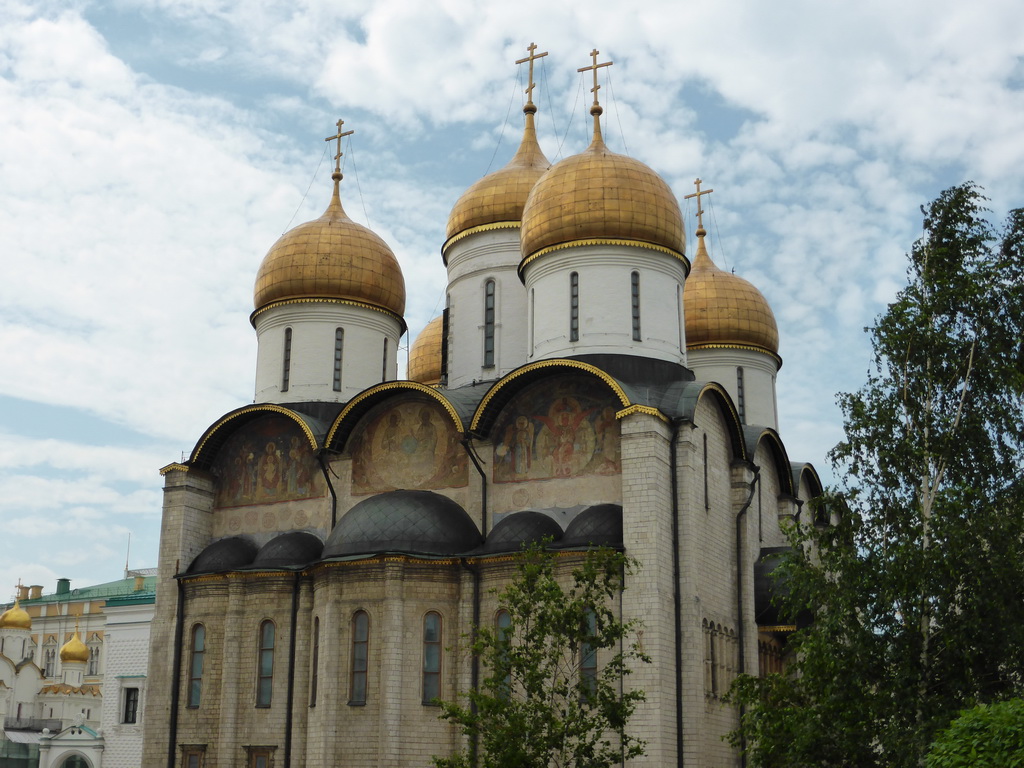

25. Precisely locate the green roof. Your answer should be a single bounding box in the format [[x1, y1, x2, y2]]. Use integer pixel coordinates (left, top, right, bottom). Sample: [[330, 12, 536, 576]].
[[4, 575, 157, 609]]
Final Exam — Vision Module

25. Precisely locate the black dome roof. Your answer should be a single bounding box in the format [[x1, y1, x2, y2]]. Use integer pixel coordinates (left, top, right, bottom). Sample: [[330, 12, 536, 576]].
[[481, 511, 563, 554], [250, 531, 324, 568], [187, 536, 259, 574], [323, 490, 482, 558], [561, 504, 623, 548]]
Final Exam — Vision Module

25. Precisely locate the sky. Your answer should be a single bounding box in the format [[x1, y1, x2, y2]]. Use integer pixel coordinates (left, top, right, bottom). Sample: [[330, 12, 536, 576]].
[[2, 0, 1023, 596]]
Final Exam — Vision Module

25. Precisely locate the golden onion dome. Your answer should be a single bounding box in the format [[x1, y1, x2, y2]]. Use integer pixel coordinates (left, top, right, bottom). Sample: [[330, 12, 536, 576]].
[[444, 106, 550, 254], [0, 599, 31, 630], [684, 228, 779, 356], [520, 115, 685, 266], [60, 629, 89, 663], [253, 171, 406, 325], [408, 316, 444, 386]]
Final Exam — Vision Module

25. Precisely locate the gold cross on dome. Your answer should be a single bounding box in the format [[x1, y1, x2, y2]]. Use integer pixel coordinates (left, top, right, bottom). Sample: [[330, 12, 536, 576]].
[[684, 177, 714, 230], [325, 118, 354, 173], [515, 42, 549, 105], [577, 48, 613, 108]]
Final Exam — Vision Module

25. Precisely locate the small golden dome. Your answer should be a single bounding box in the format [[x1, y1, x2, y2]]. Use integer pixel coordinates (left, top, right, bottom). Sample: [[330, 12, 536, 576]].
[[254, 173, 406, 323], [445, 108, 550, 250], [0, 599, 31, 630], [684, 229, 779, 356], [60, 630, 89, 663], [520, 119, 685, 263], [408, 316, 444, 386]]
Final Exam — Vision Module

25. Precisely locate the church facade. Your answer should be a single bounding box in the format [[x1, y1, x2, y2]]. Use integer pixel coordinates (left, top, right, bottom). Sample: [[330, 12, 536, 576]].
[[142, 48, 820, 768]]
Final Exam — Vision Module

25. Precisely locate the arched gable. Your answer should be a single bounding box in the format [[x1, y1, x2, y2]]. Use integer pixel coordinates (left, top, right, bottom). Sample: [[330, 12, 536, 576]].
[[791, 462, 824, 502], [743, 426, 794, 497], [190, 404, 319, 470], [326, 381, 465, 453], [673, 380, 746, 461], [470, 359, 633, 437]]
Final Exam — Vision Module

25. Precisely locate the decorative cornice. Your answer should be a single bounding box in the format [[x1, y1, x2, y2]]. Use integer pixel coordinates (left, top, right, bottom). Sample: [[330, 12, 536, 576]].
[[442, 221, 520, 258], [470, 359, 631, 433], [159, 463, 189, 476], [520, 238, 688, 275], [687, 342, 783, 368], [615, 404, 669, 423], [250, 296, 406, 332]]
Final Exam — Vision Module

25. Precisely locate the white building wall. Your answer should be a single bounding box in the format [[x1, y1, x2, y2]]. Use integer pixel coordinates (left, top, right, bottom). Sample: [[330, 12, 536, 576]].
[[444, 229, 528, 387], [254, 303, 403, 403], [101, 601, 154, 768], [523, 245, 687, 365], [687, 348, 779, 430]]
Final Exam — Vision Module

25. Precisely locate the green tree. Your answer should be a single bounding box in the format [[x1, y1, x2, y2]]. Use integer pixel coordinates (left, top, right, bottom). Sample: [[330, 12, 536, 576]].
[[925, 699, 1024, 768], [727, 184, 1024, 767], [433, 542, 650, 768]]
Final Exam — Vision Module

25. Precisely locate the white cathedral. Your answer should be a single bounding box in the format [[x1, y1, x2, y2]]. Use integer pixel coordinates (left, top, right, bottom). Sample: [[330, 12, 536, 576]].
[[142, 48, 821, 768]]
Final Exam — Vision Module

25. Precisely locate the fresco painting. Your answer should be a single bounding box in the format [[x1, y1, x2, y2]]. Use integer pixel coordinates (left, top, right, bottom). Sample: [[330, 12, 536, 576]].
[[213, 416, 322, 508], [350, 399, 467, 494], [493, 378, 621, 483]]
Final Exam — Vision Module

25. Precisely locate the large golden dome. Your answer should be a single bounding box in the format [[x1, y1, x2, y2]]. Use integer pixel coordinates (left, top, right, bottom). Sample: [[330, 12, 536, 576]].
[[253, 172, 406, 323], [684, 228, 779, 356], [408, 316, 444, 386], [520, 120, 685, 265], [60, 630, 89, 663], [0, 599, 31, 630], [444, 107, 550, 254]]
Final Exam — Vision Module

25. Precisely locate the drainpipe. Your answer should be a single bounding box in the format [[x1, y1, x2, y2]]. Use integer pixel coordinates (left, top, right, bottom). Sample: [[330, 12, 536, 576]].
[[167, 572, 185, 768], [460, 433, 488, 766], [461, 436, 489, 537], [318, 453, 339, 529], [669, 419, 684, 768], [284, 572, 301, 768], [735, 467, 760, 768]]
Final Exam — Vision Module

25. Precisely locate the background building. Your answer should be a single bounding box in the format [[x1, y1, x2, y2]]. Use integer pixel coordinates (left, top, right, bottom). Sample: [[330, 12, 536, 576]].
[[142, 50, 820, 767], [0, 573, 155, 768]]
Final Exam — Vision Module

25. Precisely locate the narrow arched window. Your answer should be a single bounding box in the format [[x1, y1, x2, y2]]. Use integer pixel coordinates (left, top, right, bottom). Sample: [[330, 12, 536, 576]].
[[187, 624, 205, 708], [310, 616, 320, 707], [529, 288, 535, 351], [736, 366, 746, 423], [422, 612, 442, 704], [333, 329, 344, 392], [703, 433, 710, 512], [282, 328, 292, 392], [350, 611, 369, 705], [256, 620, 275, 707], [496, 610, 512, 699], [631, 272, 641, 341], [569, 273, 580, 342], [678, 284, 685, 352], [483, 280, 496, 369], [441, 300, 450, 384], [381, 339, 388, 382], [580, 608, 597, 700]]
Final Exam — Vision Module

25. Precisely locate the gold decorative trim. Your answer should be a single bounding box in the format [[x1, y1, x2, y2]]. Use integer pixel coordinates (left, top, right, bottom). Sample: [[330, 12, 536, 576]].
[[192, 405, 319, 464], [758, 624, 797, 633], [615, 404, 669, 423], [327, 381, 464, 449], [441, 221, 520, 256], [159, 462, 189, 475], [520, 238, 688, 272], [687, 342, 783, 367], [470, 359, 631, 433], [250, 296, 406, 330]]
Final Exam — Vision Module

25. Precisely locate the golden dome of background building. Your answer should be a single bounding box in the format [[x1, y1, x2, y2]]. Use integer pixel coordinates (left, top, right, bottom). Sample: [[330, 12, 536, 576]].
[[520, 120, 685, 264], [253, 171, 406, 322], [444, 106, 550, 253], [0, 599, 31, 629], [60, 629, 89, 663], [408, 316, 444, 386], [684, 227, 779, 356]]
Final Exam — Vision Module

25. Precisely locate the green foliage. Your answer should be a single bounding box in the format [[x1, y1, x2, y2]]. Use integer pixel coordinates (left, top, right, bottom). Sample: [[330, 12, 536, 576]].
[[727, 184, 1024, 767], [433, 542, 650, 768], [926, 699, 1024, 767]]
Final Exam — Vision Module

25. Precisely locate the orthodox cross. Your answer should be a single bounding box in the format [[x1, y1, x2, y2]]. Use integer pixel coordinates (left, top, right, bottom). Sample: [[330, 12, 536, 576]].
[[684, 177, 714, 230], [515, 42, 548, 105], [325, 118, 354, 173], [577, 48, 613, 110]]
